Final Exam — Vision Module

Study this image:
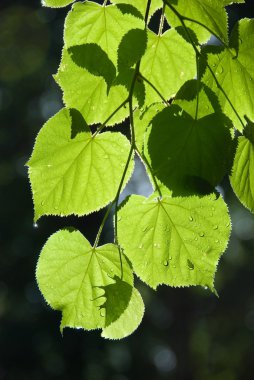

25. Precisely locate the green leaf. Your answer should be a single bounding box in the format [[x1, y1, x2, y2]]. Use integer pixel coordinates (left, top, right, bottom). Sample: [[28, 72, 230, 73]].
[[101, 288, 145, 340], [144, 97, 233, 196], [165, 0, 228, 44], [118, 193, 231, 290], [42, 0, 74, 7], [28, 108, 134, 220], [55, 48, 129, 126], [111, 0, 162, 20], [36, 228, 134, 332], [223, 0, 244, 4], [140, 29, 196, 105], [230, 133, 254, 213], [64, 2, 144, 67], [203, 19, 254, 131]]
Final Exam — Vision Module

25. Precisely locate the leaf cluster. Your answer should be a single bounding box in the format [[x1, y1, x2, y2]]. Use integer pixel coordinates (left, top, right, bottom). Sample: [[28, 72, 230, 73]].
[[29, 0, 254, 339]]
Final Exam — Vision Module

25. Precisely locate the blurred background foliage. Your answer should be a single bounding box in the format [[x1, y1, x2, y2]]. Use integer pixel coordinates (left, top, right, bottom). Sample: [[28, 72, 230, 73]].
[[1, 1, 254, 379]]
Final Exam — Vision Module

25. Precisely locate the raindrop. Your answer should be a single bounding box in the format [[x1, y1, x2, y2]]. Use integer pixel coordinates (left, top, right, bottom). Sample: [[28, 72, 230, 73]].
[[54, 206, 58, 210], [187, 259, 194, 270], [163, 260, 169, 267], [100, 309, 105, 317], [199, 232, 205, 237], [189, 216, 193, 222], [33, 222, 39, 229], [194, 237, 198, 241], [41, 201, 45, 206], [213, 225, 218, 230], [117, 216, 122, 221], [169, 256, 172, 260], [218, 66, 223, 74], [139, 244, 143, 249], [215, 239, 219, 243]]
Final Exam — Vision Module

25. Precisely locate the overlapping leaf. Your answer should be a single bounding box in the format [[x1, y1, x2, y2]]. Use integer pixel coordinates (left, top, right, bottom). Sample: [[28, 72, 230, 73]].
[[144, 84, 233, 195], [64, 2, 144, 65], [165, 0, 228, 44], [101, 288, 145, 340], [203, 19, 254, 131], [111, 0, 162, 20], [118, 193, 231, 290], [140, 29, 196, 106], [36, 228, 144, 339], [230, 122, 254, 212], [28, 108, 134, 220], [42, 0, 74, 7]]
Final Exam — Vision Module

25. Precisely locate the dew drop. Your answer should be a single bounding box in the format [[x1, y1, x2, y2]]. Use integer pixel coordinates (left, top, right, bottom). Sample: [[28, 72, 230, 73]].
[[215, 239, 219, 243], [189, 216, 193, 222], [218, 66, 223, 74], [100, 309, 105, 317], [139, 244, 143, 249], [199, 232, 205, 237], [163, 260, 169, 267], [117, 216, 122, 222], [33, 222, 39, 229], [213, 225, 218, 230], [187, 259, 194, 270], [194, 237, 198, 241], [54, 206, 58, 210], [41, 201, 45, 206], [173, 264, 176, 268], [169, 256, 172, 260]]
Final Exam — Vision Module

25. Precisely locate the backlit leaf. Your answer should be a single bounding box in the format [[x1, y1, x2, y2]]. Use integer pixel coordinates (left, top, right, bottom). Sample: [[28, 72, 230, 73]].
[[203, 19, 254, 131], [118, 193, 231, 290], [140, 29, 196, 105], [230, 124, 254, 212], [36, 228, 133, 332], [165, 0, 228, 44], [28, 108, 134, 220], [42, 0, 74, 7]]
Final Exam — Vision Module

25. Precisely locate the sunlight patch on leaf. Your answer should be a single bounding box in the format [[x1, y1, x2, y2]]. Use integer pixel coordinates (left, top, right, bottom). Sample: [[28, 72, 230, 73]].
[[118, 193, 231, 290], [28, 108, 134, 220]]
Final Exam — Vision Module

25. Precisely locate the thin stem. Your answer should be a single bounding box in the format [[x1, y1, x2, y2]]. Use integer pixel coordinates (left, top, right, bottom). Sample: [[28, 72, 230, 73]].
[[158, 4, 166, 36], [195, 54, 200, 121], [144, 0, 152, 25], [93, 98, 128, 137], [135, 145, 162, 197], [163, 0, 228, 48], [139, 74, 169, 105]]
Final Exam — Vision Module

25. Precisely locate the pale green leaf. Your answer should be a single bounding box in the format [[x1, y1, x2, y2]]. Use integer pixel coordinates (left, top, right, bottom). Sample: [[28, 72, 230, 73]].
[[36, 228, 133, 332], [230, 132, 254, 212], [64, 2, 144, 66], [111, 0, 162, 20], [42, 0, 74, 7], [118, 193, 231, 290], [223, 0, 244, 4], [144, 100, 233, 196], [140, 29, 196, 105], [203, 19, 254, 131], [55, 48, 129, 126], [165, 0, 228, 44], [28, 108, 134, 220], [101, 288, 145, 340]]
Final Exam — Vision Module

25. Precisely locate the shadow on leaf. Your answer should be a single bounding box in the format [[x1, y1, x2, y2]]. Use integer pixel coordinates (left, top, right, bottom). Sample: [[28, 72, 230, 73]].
[[94, 275, 133, 327], [68, 43, 116, 89]]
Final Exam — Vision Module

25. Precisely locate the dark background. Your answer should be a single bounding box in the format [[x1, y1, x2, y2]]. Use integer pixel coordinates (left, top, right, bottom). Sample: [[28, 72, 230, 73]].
[[1, 1, 254, 379]]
